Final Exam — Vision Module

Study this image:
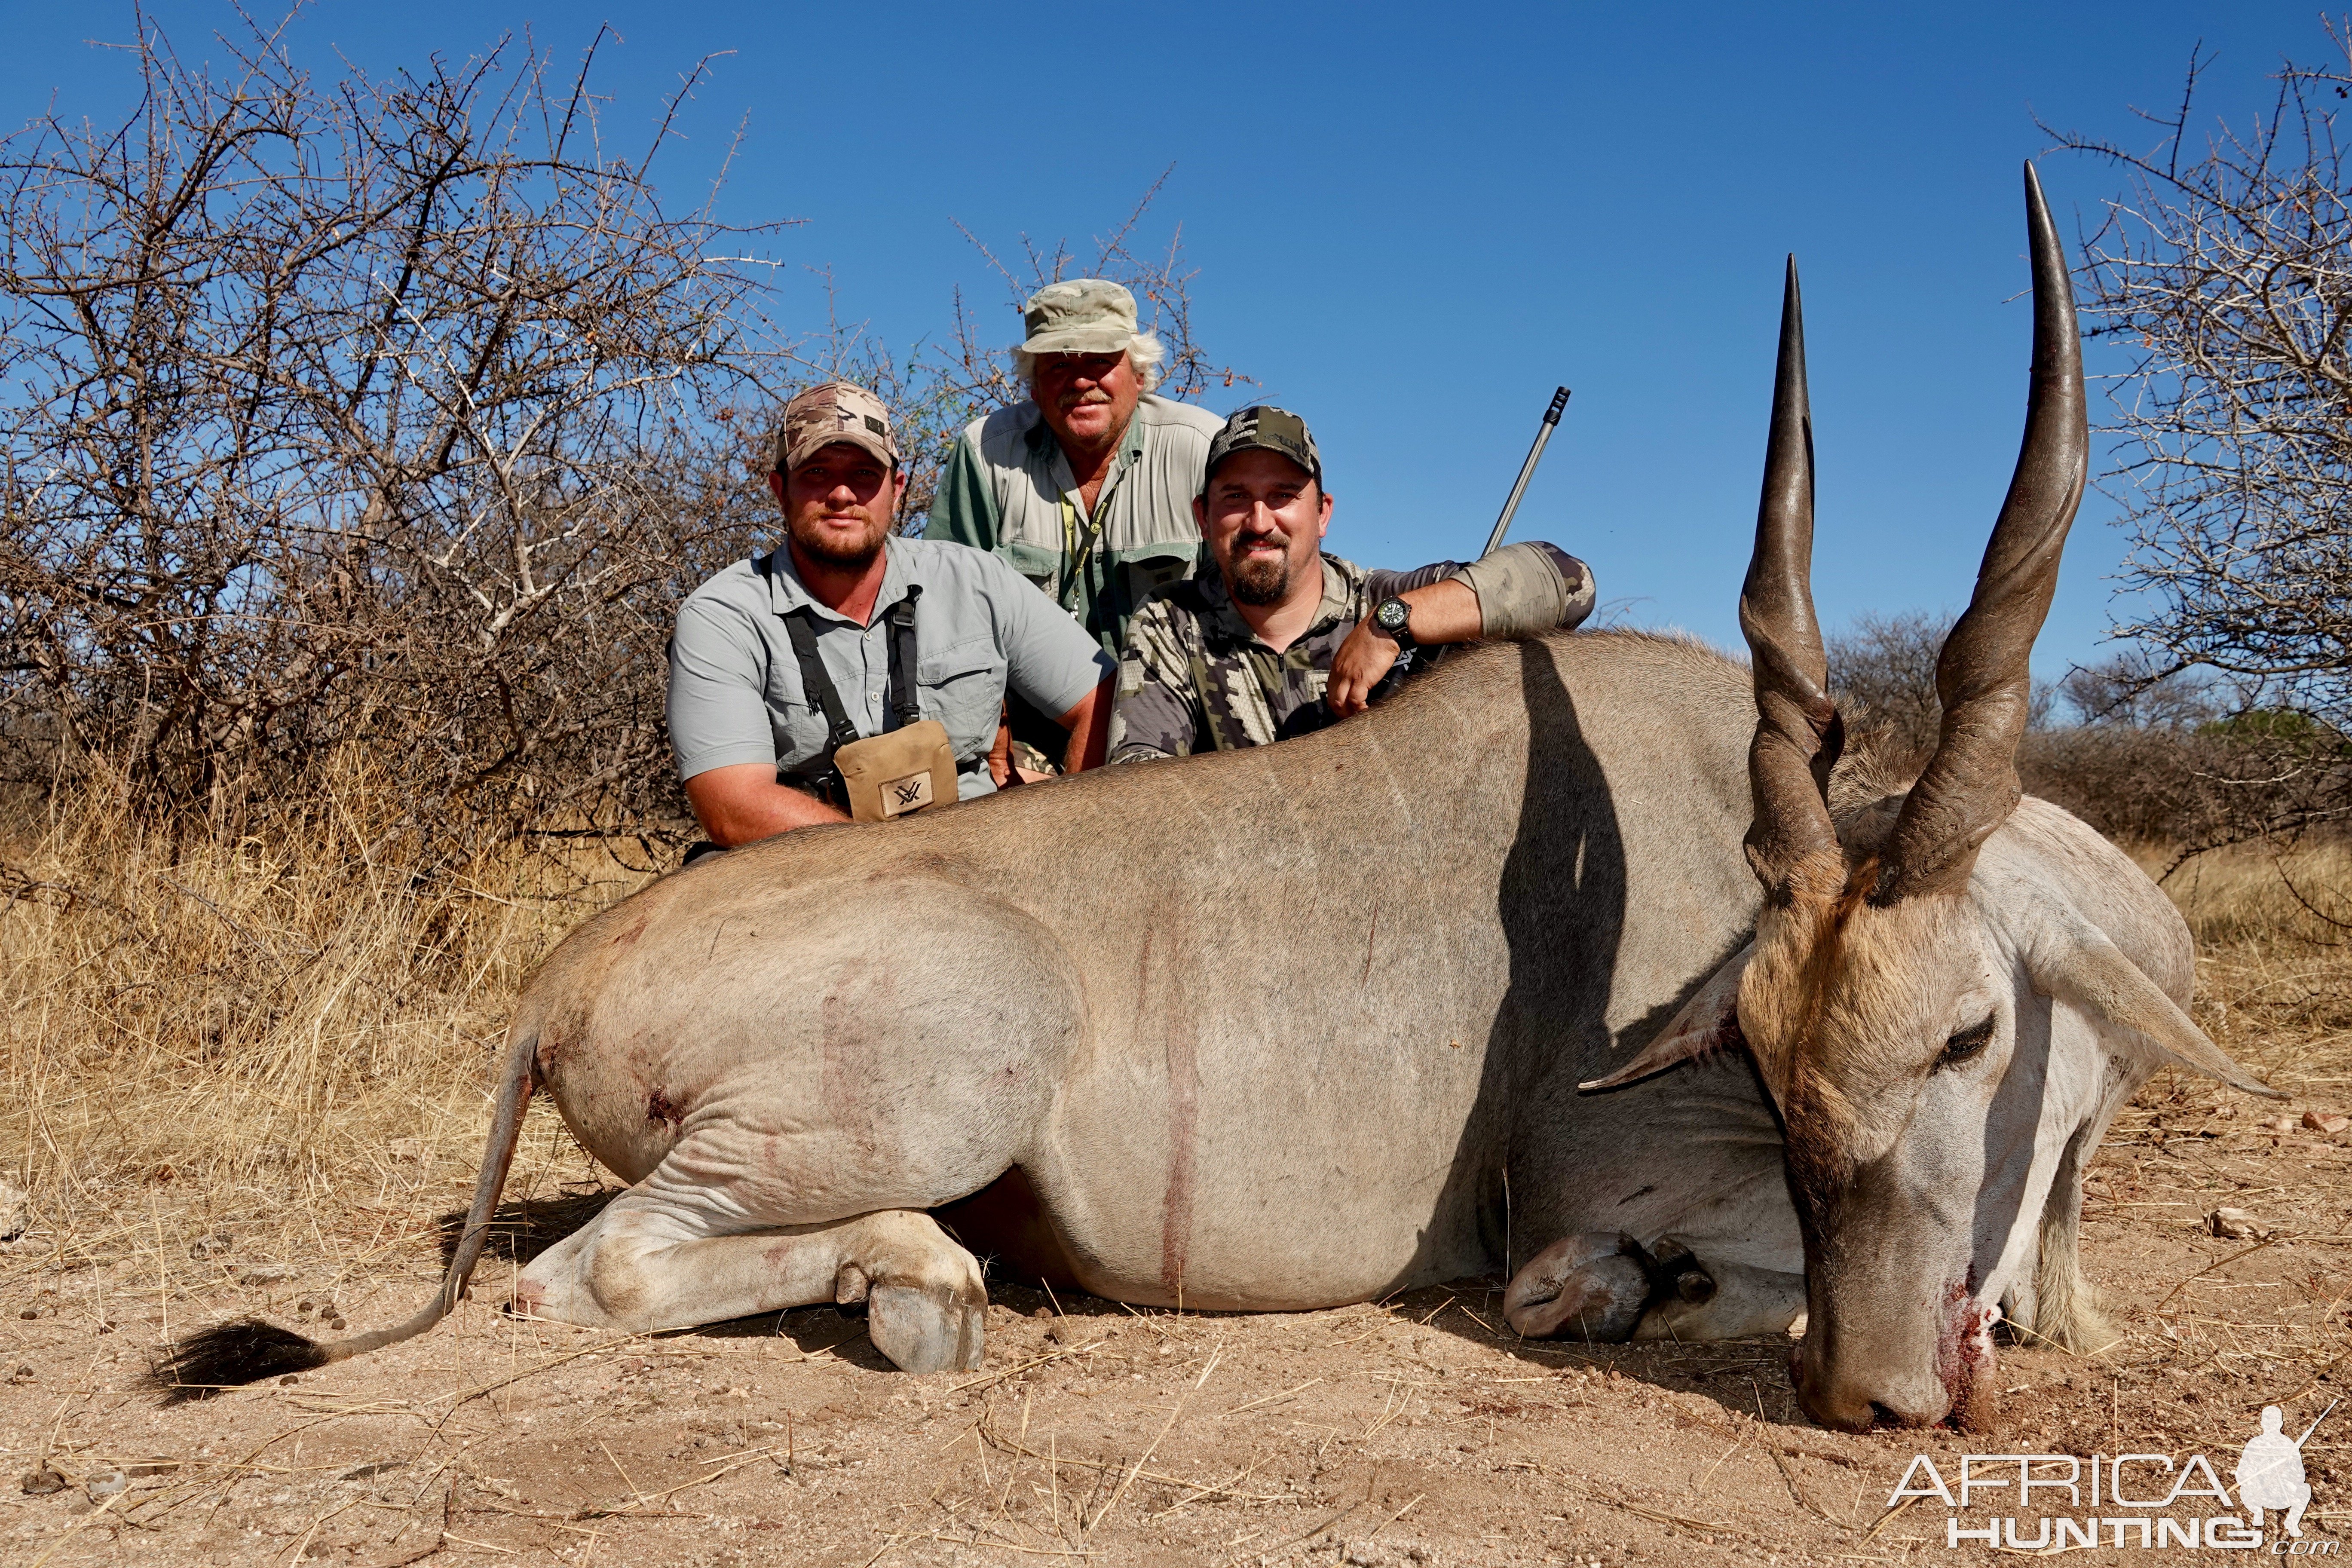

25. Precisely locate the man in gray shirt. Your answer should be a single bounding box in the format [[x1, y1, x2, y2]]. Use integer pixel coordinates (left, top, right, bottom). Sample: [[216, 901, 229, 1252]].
[[668, 382, 1114, 846]]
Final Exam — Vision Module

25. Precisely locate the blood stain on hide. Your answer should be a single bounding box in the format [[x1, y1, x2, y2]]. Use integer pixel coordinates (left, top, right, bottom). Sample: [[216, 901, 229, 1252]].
[[611, 916, 647, 947], [646, 1088, 683, 1130], [1935, 1279, 2002, 1435], [819, 959, 885, 1163], [1139, 925, 1198, 1301]]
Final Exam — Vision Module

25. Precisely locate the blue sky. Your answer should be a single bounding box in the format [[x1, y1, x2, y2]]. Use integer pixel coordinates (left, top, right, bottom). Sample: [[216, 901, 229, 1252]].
[[0, 2, 2327, 684]]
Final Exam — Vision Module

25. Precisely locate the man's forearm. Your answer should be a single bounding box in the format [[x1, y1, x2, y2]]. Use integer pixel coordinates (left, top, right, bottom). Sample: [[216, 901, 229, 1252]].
[[1391, 578, 1484, 644], [685, 763, 848, 845], [1057, 677, 1114, 773]]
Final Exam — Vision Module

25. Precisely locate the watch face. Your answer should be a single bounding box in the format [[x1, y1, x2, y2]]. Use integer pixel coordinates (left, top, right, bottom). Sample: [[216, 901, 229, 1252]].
[[1376, 598, 1410, 635]]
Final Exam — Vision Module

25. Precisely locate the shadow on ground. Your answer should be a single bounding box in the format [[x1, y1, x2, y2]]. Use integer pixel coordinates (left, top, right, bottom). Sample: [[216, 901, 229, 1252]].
[[428, 1193, 1812, 1413]]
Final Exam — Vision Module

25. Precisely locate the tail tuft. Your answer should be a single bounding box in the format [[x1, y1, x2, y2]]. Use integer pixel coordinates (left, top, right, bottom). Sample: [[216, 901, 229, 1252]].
[[147, 1319, 330, 1403]]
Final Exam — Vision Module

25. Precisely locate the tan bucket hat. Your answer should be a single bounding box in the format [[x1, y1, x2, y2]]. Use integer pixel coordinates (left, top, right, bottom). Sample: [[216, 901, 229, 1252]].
[[775, 381, 900, 473], [1019, 278, 1140, 356]]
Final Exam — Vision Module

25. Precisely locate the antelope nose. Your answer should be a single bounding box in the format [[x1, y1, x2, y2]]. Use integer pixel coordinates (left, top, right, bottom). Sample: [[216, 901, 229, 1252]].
[[1793, 1350, 1948, 1433]]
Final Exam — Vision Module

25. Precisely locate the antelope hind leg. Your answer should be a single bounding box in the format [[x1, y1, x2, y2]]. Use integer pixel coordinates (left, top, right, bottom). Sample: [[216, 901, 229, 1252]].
[[513, 1197, 985, 1373]]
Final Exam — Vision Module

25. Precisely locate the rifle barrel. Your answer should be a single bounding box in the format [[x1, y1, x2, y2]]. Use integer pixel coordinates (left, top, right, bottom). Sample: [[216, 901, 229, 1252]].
[[1483, 386, 1571, 557]]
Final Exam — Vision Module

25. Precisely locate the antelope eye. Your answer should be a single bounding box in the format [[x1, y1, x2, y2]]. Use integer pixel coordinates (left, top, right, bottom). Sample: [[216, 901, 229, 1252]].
[[1935, 1017, 1996, 1073]]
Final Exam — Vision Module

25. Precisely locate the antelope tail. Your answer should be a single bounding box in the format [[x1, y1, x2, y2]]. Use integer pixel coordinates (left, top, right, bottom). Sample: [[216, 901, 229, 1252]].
[[147, 1026, 540, 1402]]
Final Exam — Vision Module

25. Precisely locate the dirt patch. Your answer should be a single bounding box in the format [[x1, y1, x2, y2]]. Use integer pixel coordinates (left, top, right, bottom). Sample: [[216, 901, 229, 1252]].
[[3, 840, 2345, 1563], [6, 1088, 2352, 1567]]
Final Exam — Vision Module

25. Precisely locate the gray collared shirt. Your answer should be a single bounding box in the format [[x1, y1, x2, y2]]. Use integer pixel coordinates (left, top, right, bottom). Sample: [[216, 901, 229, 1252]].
[[667, 536, 1112, 801]]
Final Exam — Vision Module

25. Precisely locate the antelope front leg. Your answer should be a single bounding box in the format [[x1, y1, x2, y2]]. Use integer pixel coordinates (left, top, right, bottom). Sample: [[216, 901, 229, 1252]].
[[514, 1197, 986, 1373], [1631, 1236, 1807, 1341]]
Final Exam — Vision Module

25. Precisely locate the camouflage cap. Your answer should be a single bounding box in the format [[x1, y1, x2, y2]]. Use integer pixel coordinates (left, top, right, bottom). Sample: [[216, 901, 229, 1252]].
[[774, 381, 899, 474], [1202, 405, 1322, 491], [1020, 278, 1140, 356]]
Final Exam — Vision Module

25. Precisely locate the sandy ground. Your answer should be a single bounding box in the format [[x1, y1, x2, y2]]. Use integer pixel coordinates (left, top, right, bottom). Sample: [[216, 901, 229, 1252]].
[[5, 1076, 2351, 1568]]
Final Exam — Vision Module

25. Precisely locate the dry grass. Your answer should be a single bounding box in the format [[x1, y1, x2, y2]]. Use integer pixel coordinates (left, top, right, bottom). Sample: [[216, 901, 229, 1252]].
[[0, 765, 650, 1302], [2132, 840, 2352, 1094]]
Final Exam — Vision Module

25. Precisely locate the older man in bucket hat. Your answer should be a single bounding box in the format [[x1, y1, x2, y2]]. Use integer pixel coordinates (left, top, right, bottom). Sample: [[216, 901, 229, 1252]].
[[667, 382, 1115, 848], [926, 279, 1223, 778]]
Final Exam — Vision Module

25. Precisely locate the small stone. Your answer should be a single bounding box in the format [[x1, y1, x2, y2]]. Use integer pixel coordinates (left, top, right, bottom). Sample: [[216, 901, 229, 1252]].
[[86, 1472, 126, 1499], [279, 1374, 299, 1386], [2304, 1111, 2350, 1135], [2208, 1207, 2269, 1240], [1030, 1306, 1052, 1320], [9, 1365, 31, 1382], [0, 1183, 27, 1243], [20, 1468, 64, 1496], [297, 1298, 315, 1314], [238, 1266, 294, 1286], [328, 1318, 346, 1331], [16, 1308, 35, 1320]]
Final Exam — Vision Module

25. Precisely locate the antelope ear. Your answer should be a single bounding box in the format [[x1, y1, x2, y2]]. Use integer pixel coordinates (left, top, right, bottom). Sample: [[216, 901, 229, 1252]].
[[1581, 944, 1752, 1092], [2024, 903, 2282, 1099]]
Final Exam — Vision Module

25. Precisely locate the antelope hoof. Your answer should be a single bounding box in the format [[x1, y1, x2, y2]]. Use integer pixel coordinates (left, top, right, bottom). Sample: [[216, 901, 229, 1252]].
[[867, 1282, 986, 1373], [1504, 1231, 1651, 1341]]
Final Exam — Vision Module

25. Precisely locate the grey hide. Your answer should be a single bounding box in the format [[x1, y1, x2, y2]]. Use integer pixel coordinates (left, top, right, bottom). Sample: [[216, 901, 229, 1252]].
[[507, 631, 1805, 1353]]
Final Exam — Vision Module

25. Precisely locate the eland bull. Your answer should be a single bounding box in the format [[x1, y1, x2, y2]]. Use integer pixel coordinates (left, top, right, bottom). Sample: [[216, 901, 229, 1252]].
[[153, 165, 2275, 1430]]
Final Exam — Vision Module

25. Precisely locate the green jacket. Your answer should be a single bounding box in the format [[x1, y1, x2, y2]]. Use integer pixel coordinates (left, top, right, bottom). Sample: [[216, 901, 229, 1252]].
[[924, 393, 1224, 658]]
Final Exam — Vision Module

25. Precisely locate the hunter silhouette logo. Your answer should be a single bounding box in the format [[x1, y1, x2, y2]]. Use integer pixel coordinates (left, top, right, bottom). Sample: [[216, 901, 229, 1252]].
[[2240, 1401, 2332, 1539], [1892, 1400, 2337, 1550]]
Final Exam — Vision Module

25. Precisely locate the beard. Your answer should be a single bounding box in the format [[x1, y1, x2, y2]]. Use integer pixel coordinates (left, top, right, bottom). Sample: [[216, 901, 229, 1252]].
[[791, 516, 885, 571], [1226, 548, 1293, 606]]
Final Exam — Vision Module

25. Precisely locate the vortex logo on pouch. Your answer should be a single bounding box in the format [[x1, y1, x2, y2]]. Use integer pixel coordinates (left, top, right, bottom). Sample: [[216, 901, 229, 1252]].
[[1892, 1402, 2335, 1552]]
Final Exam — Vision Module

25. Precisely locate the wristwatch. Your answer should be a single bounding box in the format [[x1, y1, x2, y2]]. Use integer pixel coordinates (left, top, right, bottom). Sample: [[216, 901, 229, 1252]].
[[1371, 596, 1416, 650]]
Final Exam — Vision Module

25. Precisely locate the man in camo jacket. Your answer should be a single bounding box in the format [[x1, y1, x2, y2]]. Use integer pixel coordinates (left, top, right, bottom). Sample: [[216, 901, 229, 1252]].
[[1109, 405, 1594, 761]]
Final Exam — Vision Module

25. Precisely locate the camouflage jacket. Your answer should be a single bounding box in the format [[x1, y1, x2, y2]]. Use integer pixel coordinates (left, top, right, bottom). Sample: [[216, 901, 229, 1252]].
[[1110, 542, 1594, 761]]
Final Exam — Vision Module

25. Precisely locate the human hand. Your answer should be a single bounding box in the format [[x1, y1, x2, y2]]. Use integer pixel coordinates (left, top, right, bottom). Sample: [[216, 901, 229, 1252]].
[[988, 716, 1013, 788], [1325, 620, 1400, 719]]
